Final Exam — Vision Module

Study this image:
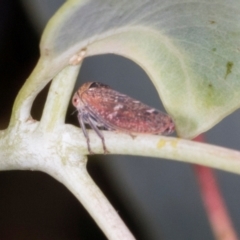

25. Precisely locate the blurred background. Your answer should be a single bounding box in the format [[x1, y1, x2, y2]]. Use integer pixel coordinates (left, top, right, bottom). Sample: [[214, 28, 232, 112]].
[[1, 0, 240, 239]]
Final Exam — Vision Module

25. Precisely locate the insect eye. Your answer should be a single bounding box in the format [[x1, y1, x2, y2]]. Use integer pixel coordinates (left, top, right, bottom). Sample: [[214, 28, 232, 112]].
[[72, 96, 79, 106], [89, 82, 99, 88], [89, 82, 109, 89]]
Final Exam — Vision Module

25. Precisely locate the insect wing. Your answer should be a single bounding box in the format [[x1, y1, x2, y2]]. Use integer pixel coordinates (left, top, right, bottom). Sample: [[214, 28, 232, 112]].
[[81, 86, 174, 134]]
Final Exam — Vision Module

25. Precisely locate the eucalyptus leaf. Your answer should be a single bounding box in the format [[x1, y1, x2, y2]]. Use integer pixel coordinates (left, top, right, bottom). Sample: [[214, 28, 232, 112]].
[[40, 0, 240, 138]]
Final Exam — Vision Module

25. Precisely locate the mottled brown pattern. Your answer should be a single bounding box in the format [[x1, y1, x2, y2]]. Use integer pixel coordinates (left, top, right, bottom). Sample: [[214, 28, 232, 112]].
[[72, 82, 175, 154]]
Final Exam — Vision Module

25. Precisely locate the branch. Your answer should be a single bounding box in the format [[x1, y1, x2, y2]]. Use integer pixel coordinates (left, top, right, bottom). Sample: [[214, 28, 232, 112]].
[[0, 123, 136, 240], [3, 51, 240, 240], [46, 161, 136, 240], [1, 116, 240, 239], [79, 130, 240, 175], [2, 123, 240, 174]]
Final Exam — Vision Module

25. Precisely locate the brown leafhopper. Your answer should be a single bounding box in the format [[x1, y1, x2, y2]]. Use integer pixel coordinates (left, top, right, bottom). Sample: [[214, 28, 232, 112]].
[[72, 82, 175, 154]]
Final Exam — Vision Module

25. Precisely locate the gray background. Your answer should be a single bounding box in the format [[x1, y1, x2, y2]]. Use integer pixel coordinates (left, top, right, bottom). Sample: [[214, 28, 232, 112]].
[[1, 1, 239, 239]]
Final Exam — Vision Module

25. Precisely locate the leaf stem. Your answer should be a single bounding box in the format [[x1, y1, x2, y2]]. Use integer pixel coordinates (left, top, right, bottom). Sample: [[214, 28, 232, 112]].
[[39, 64, 81, 131], [9, 57, 65, 126]]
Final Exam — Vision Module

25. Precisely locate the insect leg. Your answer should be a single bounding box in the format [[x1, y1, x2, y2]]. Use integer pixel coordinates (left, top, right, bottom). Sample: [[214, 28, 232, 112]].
[[87, 115, 109, 154], [77, 113, 93, 154]]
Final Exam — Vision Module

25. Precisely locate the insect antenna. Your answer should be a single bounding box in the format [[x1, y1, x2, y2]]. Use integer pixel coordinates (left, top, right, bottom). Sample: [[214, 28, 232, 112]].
[[71, 109, 78, 115]]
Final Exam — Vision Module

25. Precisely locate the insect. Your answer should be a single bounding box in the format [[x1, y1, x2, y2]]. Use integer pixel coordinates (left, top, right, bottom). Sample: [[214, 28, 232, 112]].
[[72, 82, 175, 154]]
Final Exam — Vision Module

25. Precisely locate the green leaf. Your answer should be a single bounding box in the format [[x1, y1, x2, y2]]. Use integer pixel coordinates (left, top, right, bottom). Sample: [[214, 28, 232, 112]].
[[40, 0, 240, 138]]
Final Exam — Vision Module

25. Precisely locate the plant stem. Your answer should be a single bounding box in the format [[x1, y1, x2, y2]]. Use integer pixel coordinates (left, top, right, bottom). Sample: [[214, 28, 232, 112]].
[[39, 64, 81, 131], [195, 165, 238, 240], [193, 135, 238, 240], [47, 163, 136, 240]]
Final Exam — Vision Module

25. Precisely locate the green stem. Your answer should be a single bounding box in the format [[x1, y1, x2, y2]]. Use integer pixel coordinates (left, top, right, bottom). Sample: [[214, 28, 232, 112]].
[[48, 164, 136, 240], [9, 57, 65, 126], [39, 64, 81, 131]]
